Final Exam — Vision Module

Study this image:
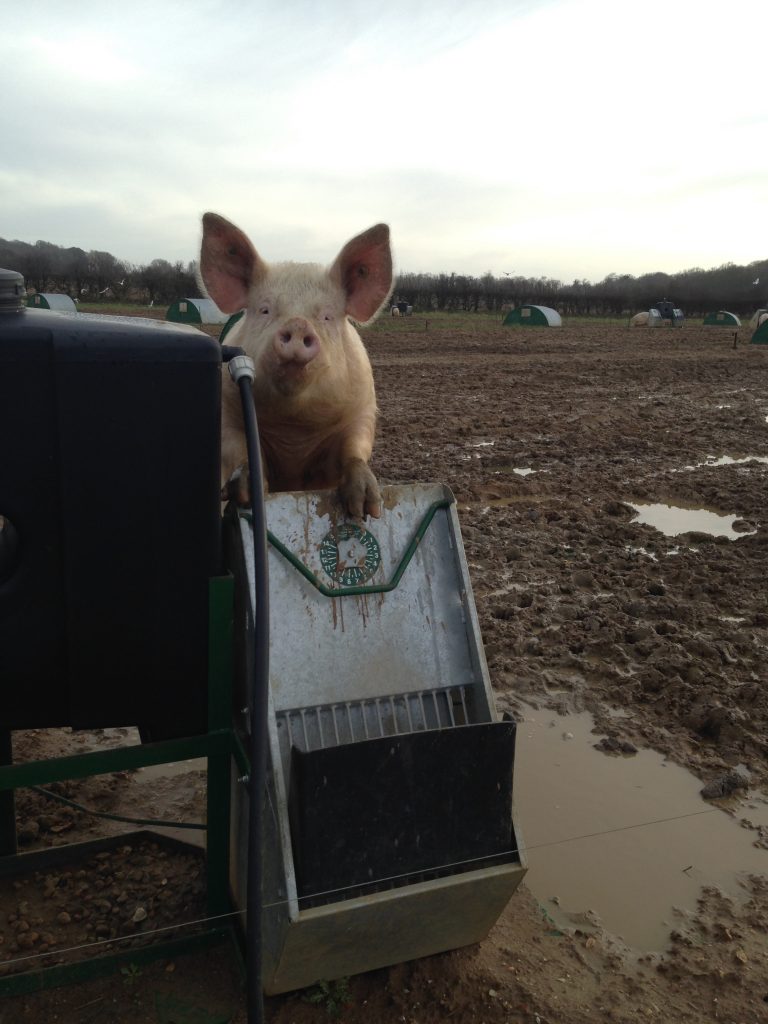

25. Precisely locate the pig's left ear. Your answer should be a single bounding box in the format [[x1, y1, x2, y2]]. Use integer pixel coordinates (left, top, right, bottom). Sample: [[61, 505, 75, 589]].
[[330, 224, 393, 324]]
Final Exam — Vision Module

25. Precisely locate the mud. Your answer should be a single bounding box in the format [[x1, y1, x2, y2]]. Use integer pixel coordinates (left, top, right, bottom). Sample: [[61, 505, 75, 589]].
[[5, 319, 768, 1023]]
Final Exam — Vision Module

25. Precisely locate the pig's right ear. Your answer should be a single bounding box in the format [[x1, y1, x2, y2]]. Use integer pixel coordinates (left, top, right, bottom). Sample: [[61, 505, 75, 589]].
[[198, 213, 267, 314]]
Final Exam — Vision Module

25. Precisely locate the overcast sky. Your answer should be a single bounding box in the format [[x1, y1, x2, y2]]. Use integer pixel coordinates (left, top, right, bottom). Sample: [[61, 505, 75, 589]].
[[1, 0, 765, 283]]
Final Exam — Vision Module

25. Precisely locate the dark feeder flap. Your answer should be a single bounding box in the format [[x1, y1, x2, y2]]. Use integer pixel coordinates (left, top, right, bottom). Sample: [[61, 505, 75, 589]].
[[289, 721, 517, 902]]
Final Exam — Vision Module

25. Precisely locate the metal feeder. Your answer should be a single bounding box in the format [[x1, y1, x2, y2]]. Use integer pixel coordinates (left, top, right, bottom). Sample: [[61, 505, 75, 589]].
[[0, 267, 526, 1001], [225, 483, 527, 994]]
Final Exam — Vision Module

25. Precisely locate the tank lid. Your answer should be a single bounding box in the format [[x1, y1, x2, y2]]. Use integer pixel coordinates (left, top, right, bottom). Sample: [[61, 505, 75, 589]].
[[0, 268, 26, 313]]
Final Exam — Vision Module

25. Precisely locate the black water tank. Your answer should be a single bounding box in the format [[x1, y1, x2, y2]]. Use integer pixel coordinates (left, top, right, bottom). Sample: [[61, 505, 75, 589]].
[[0, 271, 222, 739]]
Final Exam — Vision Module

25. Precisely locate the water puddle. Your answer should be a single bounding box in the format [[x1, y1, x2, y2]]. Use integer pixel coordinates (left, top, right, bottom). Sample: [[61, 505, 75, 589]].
[[683, 455, 768, 471], [514, 707, 768, 950], [624, 545, 658, 561], [133, 757, 206, 782], [483, 496, 529, 508], [625, 543, 694, 559], [736, 792, 768, 830], [493, 465, 539, 477], [627, 502, 753, 540]]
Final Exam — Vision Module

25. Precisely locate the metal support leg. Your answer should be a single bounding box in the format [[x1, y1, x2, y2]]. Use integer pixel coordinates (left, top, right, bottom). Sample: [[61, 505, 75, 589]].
[[0, 731, 16, 856], [206, 575, 235, 917]]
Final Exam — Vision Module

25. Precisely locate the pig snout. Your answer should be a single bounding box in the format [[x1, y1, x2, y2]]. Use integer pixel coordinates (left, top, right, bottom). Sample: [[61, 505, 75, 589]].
[[273, 318, 320, 365]]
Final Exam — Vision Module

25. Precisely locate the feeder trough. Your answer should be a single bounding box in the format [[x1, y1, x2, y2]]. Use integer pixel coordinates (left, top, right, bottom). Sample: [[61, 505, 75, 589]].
[[224, 484, 527, 994]]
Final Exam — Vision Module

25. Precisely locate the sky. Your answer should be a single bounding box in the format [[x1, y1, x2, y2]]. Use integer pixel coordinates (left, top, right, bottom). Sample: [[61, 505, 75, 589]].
[[1, 0, 766, 283]]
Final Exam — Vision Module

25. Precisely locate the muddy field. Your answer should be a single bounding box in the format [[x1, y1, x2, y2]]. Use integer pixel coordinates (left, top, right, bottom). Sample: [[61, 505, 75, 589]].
[[5, 317, 768, 1023]]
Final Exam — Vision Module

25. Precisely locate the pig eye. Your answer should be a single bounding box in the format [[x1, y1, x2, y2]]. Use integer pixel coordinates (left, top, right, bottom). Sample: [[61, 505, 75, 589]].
[[259, 305, 270, 315]]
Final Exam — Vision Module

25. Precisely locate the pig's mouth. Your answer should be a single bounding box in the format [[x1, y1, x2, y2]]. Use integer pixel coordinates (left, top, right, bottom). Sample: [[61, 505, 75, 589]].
[[274, 359, 310, 392]]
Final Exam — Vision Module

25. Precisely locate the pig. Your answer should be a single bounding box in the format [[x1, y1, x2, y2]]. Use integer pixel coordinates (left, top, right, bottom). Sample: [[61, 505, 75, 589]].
[[198, 213, 393, 520]]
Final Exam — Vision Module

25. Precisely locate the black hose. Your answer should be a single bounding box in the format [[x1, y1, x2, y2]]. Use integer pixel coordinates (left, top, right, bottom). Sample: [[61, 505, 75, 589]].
[[222, 345, 270, 1024], [221, 346, 272, 1024], [237, 375, 270, 1024], [29, 785, 206, 830]]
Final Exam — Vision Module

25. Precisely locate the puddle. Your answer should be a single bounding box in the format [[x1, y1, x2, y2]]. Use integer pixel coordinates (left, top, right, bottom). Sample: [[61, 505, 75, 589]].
[[736, 792, 768, 830], [683, 455, 768, 470], [624, 544, 697, 559], [514, 707, 768, 950], [627, 502, 753, 540], [493, 465, 539, 477], [133, 757, 206, 782], [482, 496, 529, 508], [624, 545, 658, 561]]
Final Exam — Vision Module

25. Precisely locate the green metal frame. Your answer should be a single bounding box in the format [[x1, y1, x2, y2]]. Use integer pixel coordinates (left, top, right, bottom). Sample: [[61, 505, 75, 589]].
[[0, 924, 236, 998], [0, 574, 248, 997]]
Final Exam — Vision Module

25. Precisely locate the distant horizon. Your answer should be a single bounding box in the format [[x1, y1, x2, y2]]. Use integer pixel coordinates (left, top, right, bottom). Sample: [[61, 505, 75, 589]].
[[2, 230, 766, 289]]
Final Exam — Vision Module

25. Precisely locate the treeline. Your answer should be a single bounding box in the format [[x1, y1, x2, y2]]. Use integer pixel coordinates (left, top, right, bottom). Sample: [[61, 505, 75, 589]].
[[0, 237, 197, 305], [396, 260, 768, 317], [2, 235, 766, 316]]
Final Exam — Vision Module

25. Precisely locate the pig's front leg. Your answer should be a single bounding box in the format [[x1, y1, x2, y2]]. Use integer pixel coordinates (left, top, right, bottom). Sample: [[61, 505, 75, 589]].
[[340, 458, 382, 520], [337, 413, 381, 520]]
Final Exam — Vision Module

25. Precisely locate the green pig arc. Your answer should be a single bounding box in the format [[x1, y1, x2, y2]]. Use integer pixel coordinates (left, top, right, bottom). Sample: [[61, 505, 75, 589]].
[[319, 523, 382, 587]]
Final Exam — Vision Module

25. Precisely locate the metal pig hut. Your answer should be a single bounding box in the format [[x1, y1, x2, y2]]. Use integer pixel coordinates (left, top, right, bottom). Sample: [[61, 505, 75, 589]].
[[26, 292, 76, 312], [166, 297, 229, 325], [704, 311, 741, 327], [503, 305, 561, 326]]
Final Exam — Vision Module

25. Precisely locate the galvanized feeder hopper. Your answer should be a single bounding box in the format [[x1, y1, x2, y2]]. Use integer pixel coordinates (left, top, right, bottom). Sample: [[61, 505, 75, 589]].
[[225, 484, 527, 994]]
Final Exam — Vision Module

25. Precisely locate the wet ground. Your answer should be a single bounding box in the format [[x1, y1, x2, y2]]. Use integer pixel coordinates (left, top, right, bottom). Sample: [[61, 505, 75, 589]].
[[6, 317, 768, 1023], [515, 704, 767, 950], [372, 321, 768, 795]]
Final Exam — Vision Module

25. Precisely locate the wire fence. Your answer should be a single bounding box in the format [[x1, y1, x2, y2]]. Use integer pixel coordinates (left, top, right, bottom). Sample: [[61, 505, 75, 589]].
[[0, 804, 725, 974]]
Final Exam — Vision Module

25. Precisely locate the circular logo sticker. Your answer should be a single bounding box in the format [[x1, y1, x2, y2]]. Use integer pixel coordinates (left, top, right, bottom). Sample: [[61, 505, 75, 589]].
[[319, 523, 381, 586]]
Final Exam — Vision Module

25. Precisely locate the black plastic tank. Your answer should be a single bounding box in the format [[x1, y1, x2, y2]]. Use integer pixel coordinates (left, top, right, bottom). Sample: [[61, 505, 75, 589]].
[[0, 269, 222, 739]]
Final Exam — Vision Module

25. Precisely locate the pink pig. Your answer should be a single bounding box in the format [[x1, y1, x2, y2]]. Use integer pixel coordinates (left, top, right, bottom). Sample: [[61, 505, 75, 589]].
[[199, 213, 393, 519]]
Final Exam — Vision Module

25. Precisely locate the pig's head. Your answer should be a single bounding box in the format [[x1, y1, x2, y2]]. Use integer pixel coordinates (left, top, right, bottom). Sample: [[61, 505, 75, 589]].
[[198, 213, 393, 399]]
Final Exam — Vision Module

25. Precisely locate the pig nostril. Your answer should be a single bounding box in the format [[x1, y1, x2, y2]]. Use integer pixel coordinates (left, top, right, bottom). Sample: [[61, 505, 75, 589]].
[[303, 336, 315, 349], [279, 331, 291, 344]]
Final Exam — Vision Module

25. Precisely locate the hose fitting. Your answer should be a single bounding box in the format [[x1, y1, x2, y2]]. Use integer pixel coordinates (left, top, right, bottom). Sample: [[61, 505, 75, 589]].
[[228, 354, 255, 384]]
